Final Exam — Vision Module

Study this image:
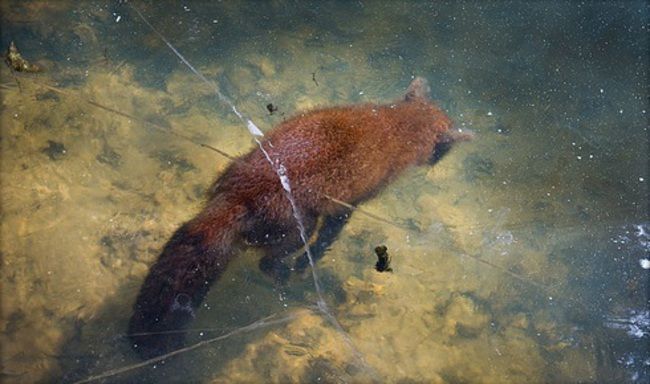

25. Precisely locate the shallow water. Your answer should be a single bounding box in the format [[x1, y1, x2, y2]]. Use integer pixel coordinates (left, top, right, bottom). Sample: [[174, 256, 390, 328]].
[[0, 1, 648, 383]]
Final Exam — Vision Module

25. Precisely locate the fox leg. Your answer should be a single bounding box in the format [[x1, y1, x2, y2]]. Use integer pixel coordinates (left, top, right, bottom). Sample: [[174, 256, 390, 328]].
[[258, 213, 317, 283], [294, 209, 352, 273]]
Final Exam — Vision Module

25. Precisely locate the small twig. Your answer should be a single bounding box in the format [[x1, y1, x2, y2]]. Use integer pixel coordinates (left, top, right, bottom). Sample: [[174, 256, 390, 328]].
[[323, 194, 415, 231], [0, 82, 18, 90], [109, 59, 128, 75]]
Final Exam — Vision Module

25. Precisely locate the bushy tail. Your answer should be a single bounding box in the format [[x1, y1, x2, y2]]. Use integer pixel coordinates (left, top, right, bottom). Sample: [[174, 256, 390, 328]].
[[128, 198, 247, 358]]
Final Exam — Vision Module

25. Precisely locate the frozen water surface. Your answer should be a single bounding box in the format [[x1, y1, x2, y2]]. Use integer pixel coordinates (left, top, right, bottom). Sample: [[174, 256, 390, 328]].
[[0, 1, 648, 383]]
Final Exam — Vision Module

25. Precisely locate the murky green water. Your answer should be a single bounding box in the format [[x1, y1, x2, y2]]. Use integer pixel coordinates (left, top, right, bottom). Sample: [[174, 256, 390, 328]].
[[1, 1, 648, 383]]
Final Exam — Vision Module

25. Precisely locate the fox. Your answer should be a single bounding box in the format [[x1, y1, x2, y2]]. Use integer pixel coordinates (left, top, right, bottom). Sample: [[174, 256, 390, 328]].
[[128, 77, 472, 358]]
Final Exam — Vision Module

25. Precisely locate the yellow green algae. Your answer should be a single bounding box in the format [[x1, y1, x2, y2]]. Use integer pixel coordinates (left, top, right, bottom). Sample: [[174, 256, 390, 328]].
[[1, 1, 647, 383]]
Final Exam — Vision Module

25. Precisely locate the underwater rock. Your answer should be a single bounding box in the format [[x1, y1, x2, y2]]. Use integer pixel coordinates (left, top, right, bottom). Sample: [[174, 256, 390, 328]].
[[96, 142, 122, 168], [442, 294, 489, 338], [41, 140, 67, 161], [374, 245, 392, 272], [154, 149, 196, 173]]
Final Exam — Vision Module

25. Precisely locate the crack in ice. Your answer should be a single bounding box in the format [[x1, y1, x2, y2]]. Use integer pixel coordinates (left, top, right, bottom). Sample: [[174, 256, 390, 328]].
[[129, 3, 376, 379]]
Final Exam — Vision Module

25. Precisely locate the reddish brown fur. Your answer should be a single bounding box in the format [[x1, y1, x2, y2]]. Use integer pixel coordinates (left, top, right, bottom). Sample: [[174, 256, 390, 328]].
[[128, 77, 463, 358]]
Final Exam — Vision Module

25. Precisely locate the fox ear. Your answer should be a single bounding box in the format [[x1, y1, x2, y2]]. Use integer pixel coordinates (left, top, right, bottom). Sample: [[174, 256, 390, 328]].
[[404, 77, 431, 101]]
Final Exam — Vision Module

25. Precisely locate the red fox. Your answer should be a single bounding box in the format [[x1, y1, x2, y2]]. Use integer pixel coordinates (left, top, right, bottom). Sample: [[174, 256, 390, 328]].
[[128, 77, 472, 357]]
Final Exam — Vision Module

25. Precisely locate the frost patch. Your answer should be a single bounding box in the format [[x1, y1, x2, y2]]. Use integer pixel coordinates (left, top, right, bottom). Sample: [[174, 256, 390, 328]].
[[604, 309, 650, 339]]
